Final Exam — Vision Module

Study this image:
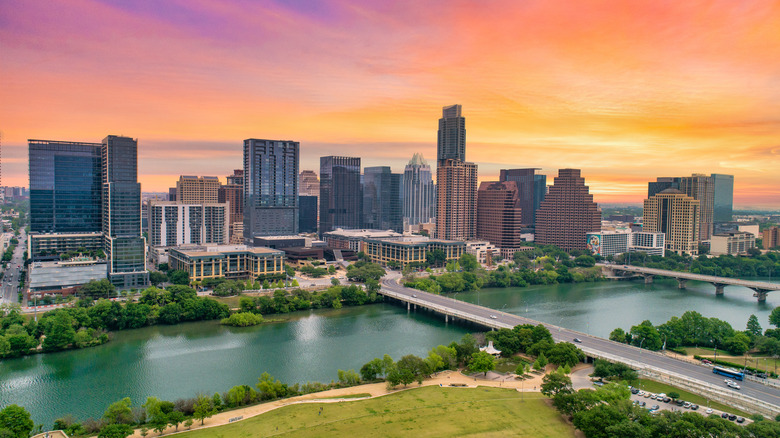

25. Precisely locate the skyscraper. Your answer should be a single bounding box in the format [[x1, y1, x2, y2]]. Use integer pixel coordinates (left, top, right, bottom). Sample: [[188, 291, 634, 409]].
[[712, 174, 734, 223], [298, 195, 318, 233], [437, 104, 465, 163], [476, 181, 523, 251], [148, 202, 229, 247], [534, 169, 601, 251], [402, 153, 435, 226], [648, 177, 680, 198], [363, 166, 402, 232], [679, 174, 714, 241], [176, 175, 220, 203], [102, 135, 148, 288], [243, 139, 299, 240], [299, 170, 320, 196], [29, 139, 103, 233], [219, 169, 244, 243], [437, 159, 478, 240], [499, 168, 545, 226], [320, 156, 362, 234], [643, 189, 700, 255]]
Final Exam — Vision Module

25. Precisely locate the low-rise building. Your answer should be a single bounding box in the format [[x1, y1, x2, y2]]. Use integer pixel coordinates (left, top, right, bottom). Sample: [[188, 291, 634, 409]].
[[28, 260, 108, 293], [710, 231, 756, 256], [148, 202, 230, 247], [27, 232, 104, 262], [322, 228, 403, 252], [586, 231, 630, 257], [252, 235, 309, 249], [629, 232, 665, 257], [168, 244, 285, 281], [362, 236, 465, 268], [465, 241, 499, 265], [763, 226, 780, 249]]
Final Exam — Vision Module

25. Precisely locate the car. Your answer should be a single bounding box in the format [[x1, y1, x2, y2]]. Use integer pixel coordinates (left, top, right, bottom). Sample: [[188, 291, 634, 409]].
[[701, 359, 712, 365], [727, 382, 741, 390], [412, 294, 417, 298], [757, 373, 768, 379], [663, 397, 671, 403], [721, 412, 729, 419], [573, 338, 582, 343], [651, 405, 660, 411], [705, 408, 713, 414], [691, 404, 699, 410], [640, 401, 646, 407], [728, 414, 737, 421], [490, 314, 497, 319], [643, 393, 650, 398], [736, 417, 745, 423], [683, 402, 691, 409], [593, 381, 604, 387], [724, 378, 733, 384], [631, 388, 639, 395]]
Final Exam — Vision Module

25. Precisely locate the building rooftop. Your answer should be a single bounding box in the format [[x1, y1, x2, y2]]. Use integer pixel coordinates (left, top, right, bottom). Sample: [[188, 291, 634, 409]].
[[29, 262, 107, 291], [324, 229, 403, 239], [171, 245, 282, 257]]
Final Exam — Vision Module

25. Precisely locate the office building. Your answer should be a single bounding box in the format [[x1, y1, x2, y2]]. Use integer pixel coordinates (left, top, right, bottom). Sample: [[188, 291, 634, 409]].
[[402, 153, 435, 226], [169, 245, 285, 282], [243, 139, 299, 239], [27, 232, 104, 262], [322, 228, 402, 252], [148, 202, 229, 247], [320, 156, 362, 234], [585, 231, 629, 257], [465, 241, 499, 265], [648, 177, 679, 198], [499, 168, 545, 226], [226, 169, 244, 186], [710, 231, 755, 256], [363, 166, 402, 232], [763, 226, 780, 249], [437, 159, 478, 241], [437, 104, 465, 163], [534, 169, 601, 251], [643, 189, 700, 255], [629, 232, 665, 257], [102, 135, 148, 288], [363, 236, 465, 268], [299, 170, 320, 196], [679, 174, 714, 241], [176, 175, 220, 204], [168, 187, 176, 201], [299, 195, 318, 233], [218, 170, 244, 244], [29, 139, 103, 234], [476, 181, 523, 251], [712, 174, 734, 223]]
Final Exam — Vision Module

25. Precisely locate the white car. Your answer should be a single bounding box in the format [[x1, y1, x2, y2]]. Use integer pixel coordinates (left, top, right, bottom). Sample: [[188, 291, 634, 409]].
[[727, 382, 740, 390], [490, 315, 497, 319], [706, 408, 713, 414]]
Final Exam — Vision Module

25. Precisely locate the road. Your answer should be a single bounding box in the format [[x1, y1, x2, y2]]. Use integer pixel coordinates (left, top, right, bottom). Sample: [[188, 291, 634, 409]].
[[600, 263, 780, 291], [1, 230, 26, 305], [380, 275, 780, 411]]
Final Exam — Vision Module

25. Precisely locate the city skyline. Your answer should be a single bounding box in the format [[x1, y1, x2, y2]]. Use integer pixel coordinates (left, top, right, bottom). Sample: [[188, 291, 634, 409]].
[[1, 1, 779, 208]]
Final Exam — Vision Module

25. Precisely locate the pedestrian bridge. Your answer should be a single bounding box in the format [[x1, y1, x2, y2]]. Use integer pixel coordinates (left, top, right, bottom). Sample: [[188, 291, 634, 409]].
[[599, 264, 780, 302]]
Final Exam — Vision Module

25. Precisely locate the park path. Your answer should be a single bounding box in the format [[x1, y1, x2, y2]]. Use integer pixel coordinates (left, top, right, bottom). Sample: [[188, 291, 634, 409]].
[[126, 368, 550, 437]]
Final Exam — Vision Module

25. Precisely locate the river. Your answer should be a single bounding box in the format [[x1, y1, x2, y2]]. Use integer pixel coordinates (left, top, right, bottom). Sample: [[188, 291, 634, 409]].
[[1, 277, 777, 427]]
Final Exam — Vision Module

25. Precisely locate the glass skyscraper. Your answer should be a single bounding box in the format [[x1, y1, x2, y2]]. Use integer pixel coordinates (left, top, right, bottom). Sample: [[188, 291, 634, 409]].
[[712, 174, 734, 223], [437, 104, 466, 163], [243, 139, 299, 240], [402, 153, 435, 226], [319, 156, 362, 234], [363, 166, 402, 232], [499, 168, 546, 226]]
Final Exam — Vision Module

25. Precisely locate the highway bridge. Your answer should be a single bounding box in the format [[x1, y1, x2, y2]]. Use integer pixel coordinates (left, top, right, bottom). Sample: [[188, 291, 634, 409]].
[[599, 264, 780, 302], [379, 276, 780, 416]]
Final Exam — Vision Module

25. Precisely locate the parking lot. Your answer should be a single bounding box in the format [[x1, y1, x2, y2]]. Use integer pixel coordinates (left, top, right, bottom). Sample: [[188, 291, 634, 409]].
[[628, 387, 751, 425]]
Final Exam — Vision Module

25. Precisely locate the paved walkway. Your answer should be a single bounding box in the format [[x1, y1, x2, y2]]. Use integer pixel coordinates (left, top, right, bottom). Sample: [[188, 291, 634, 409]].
[[126, 369, 548, 437]]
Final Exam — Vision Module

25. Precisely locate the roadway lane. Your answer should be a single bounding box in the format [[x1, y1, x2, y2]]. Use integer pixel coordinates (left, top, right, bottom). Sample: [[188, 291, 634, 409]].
[[1, 231, 25, 304], [381, 277, 780, 410]]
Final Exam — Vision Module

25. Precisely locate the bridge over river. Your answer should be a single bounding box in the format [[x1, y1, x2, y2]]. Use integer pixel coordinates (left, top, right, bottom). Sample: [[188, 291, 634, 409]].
[[599, 264, 780, 302], [379, 276, 780, 416]]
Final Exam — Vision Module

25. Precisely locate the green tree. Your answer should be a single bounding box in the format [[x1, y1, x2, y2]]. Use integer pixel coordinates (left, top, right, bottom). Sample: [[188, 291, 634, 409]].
[[103, 397, 133, 424], [769, 307, 780, 327], [459, 253, 479, 272], [533, 351, 548, 370], [746, 314, 763, 338], [540, 372, 573, 397], [0, 405, 34, 438], [148, 271, 168, 287], [396, 354, 429, 385], [167, 270, 190, 285], [167, 411, 185, 431], [42, 311, 76, 352], [192, 394, 215, 425], [360, 358, 384, 381], [80, 278, 116, 299], [515, 363, 527, 375], [609, 328, 628, 343], [97, 423, 133, 438], [667, 391, 680, 401], [468, 351, 495, 376], [545, 342, 583, 367]]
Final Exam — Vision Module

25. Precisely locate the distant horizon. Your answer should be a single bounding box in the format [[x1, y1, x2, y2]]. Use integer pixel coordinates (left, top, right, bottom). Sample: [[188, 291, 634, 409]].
[[2, 1, 778, 208]]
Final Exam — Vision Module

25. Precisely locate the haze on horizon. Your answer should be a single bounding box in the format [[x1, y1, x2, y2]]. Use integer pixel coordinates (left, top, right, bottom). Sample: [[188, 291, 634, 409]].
[[1, 0, 779, 208]]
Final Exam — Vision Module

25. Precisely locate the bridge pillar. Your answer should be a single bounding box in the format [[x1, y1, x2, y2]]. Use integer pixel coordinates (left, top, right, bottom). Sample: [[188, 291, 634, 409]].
[[753, 290, 768, 303], [643, 274, 654, 284], [445, 314, 448, 323], [713, 283, 726, 296], [676, 278, 688, 289], [407, 301, 410, 311]]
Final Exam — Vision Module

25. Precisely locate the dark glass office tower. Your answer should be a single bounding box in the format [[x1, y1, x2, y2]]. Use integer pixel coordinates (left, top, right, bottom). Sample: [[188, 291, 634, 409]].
[[299, 195, 318, 233], [712, 174, 734, 223], [243, 139, 299, 240], [102, 135, 148, 288], [499, 168, 545, 226], [29, 140, 103, 233], [320, 156, 362, 234], [437, 104, 466, 163], [648, 177, 680, 198], [363, 166, 402, 232]]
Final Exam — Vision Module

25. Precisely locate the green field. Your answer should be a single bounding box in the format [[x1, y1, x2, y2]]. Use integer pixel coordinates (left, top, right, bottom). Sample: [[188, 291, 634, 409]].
[[176, 386, 575, 437], [684, 347, 780, 372], [637, 379, 751, 417]]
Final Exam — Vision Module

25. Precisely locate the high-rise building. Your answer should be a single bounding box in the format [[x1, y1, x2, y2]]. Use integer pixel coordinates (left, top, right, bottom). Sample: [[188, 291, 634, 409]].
[[648, 177, 680, 198], [226, 169, 244, 186], [102, 135, 148, 288], [436, 159, 477, 241], [679, 174, 714, 241], [218, 170, 244, 244], [363, 166, 402, 232], [476, 181, 523, 250], [319, 156, 362, 234], [712, 174, 734, 223], [643, 188, 700, 255], [243, 139, 299, 240], [168, 187, 177, 202], [298, 195, 318, 233], [148, 202, 230, 247], [499, 168, 546, 226], [29, 139, 103, 233], [437, 104, 465, 163], [763, 226, 780, 250], [299, 170, 320, 196], [534, 169, 601, 251], [402, 153, 435, 226], [176, 175, 220, 204]]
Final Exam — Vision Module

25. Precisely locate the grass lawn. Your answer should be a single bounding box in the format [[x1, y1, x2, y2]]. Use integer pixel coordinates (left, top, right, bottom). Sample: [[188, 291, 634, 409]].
[[637, 379, 751, 417], [683, 347, 779, 372], [211, 295, 243, 309], [176, 386, 575, 438]]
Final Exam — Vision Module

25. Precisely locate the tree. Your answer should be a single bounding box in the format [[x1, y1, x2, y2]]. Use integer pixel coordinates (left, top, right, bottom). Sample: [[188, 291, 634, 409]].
[[167, 270, 190, 285], [103, 397, 134, 424], [97, 424, 133, 438], [42, 311, 77, 352], [468, 351, 495, 376], [396, 354, 429, 385], [609, 328, 628, 344], [360, 358, 384, 381], [192, 394, 215, 425], [545, 342, 583, 367], [149, 271, 168, 287], [167, 411, 185, 431], [540, 372, 573, 397], [184, 419, 193, 430], [746, 314, 763, 338], [0, 405, 34, 438], [459, 253, 479, 272], [515, 363, 527, 376], [667, 391, 680, 401], [533, 352, 548, 370], [770, 307, 780, 327], [574, 255, 596, 267], [80, 279, 116, 299]]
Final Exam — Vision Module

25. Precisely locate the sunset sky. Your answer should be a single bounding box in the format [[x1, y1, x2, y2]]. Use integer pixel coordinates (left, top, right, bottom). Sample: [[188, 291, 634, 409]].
[[1, 0, 779, 208]]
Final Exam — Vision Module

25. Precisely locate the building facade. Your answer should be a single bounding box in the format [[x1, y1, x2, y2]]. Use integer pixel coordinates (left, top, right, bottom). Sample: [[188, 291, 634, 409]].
[[244, 139, 299, 240], [712, 173, 734, 223], [299, 195, 318, 233], [402, 153, 435, 226], [499, 168, 545, 226], [534, 169, 601, 251], [176, 175, 220, 204], [363, 166, 402, 232], [323, 228, 402, 252], [629, 232, 665, 256], [585, 231, 629, 257], [218, 182, 243, 243], [465, 241, 499, 265], [148, 202, 229, 247], [319, 156, 362, 234], [763, 227, 780, 250], [643, 189, 700, 255], [678, 174, 714, 242], [168, 245, 285, 282], [299, 170, 320, 196], [710, 231, 755, 256], [648, 177, 679, 198], [27, 232, 104, 262], [437, 159, 477, 241], [437, 104, 465, 162], [102, 135, 148, 288], [363, 236, 465, 268], [476, 181, 523, 251]]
